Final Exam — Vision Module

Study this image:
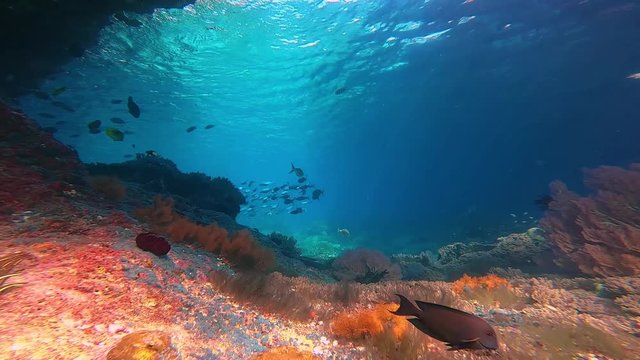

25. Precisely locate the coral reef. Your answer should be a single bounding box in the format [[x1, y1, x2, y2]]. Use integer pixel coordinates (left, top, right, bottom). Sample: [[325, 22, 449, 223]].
[[87, 175, 127, 202], [539, 164, 640, 277], [420, 228, 557, 279], [268, 232, 302, 258], [88, 156, 246, 219], [0, 103, 85, 215], [331, 248, 402, 283], [134, 195, 274, 271]]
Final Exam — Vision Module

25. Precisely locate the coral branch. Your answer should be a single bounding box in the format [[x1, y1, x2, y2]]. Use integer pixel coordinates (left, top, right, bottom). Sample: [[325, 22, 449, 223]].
[[134, 195, 274, 271], [540, 164, 640, 276]]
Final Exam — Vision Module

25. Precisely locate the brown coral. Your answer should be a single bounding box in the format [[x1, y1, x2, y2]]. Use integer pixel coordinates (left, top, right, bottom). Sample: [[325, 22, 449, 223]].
[[134, 195, 274, 271], [539, 164, 640, 276], [87, 175, 126, 201]]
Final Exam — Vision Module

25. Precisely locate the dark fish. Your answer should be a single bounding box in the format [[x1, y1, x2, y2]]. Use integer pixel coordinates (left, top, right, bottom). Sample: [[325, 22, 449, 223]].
[[127, 96, 140, 118], [284, 198, 293, 205], [312, 189, 324, 200], [34, 91, 50, 100], [110, 117, 126, 124], [204, 124, 215, 129], [534, 195, 553, 211], [186, 126, 197, 133], [51, 86, 67, 96], [289, 162, 304, 177], [43, 126, 58, 134], [391, 294, 498, 351], [87, 120, 101, 132], [105, 127, 125, 141], [38, 112, 55, 118], [297, 177, 307, 184], [289, 208, 303, 215], [111, 99, 123, 104], [52, 101, 75, 112], [335, 87, 347, 95], [132, 144, 136, 148]]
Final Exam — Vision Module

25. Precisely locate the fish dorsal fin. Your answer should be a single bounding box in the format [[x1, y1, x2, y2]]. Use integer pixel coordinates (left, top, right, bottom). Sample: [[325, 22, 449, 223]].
[[415, 300, 478, 319]]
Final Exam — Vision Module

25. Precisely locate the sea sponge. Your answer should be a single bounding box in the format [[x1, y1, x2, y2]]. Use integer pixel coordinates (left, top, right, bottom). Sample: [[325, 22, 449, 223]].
[[135, 232, 171, 256]]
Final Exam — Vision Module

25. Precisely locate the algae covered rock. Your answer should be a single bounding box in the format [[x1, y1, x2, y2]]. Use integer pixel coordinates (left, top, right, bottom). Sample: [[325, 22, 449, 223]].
[[107, 330, 180, 360]]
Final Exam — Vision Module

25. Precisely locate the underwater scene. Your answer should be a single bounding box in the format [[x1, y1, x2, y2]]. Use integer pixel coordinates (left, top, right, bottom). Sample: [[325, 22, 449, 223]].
[[1, 0, 640, 359]]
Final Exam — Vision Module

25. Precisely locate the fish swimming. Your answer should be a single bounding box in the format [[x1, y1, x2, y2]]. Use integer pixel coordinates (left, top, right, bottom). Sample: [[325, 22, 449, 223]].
[[127, 96, 141, 118], [186, 126, 197, 133], [297, 177, 307, 184], [338, 228, 350, 237], [87, 120, 101, 134], [105, 127, 125, 141], [51, 86, 67, 96], [289, 162, 304, 177], [391, 294, 498, 351], [312, 189, 324, 200], [204, 124, 215, 129], [289, 207, 303, 214]]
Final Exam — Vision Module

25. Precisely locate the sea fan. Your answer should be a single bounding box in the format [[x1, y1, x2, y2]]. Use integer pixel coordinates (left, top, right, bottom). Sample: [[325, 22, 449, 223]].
[[0, 252, 25, 295]]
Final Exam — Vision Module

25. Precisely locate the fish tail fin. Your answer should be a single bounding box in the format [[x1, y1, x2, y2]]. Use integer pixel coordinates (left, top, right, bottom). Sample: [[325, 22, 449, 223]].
[[390, 294, 420, 316], [289, 162, 296, 173]]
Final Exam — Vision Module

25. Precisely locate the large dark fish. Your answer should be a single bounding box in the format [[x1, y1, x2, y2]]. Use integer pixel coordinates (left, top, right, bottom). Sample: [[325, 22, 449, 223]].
[[391, 294, 498, 351], [289, 162, 304, 177], [127, 96, 141, 118], [312, 189, 324, 200]]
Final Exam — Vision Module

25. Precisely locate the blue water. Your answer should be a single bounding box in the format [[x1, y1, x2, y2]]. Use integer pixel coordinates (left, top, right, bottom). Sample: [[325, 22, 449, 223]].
[[16, 0, 640, 255]]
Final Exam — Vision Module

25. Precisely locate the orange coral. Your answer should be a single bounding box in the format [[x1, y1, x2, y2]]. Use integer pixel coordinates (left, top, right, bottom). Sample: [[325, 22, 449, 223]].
[[452, 274, 510, 295], [134, 195, 275, 271], [250, 346, 321, 360], [331, 303, 408, 340]]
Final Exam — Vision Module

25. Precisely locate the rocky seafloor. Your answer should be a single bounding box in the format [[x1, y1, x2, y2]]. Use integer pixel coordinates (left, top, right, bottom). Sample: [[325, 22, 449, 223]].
[[1, 103, 639, 360]]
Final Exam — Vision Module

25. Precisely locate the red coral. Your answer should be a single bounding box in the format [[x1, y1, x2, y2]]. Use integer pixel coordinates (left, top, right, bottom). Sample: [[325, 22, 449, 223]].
[[539, 164, 640, 276]]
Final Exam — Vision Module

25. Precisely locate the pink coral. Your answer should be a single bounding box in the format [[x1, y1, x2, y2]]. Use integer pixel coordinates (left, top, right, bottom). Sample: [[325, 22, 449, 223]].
[[539, 164, 640, 276]]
